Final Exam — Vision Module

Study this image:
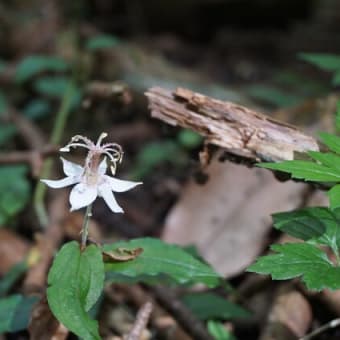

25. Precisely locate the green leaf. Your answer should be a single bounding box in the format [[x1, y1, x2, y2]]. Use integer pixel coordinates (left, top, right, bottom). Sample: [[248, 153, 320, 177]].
[[0, 166, 30, 226], [177, 129, 203, 149], [308, 151, 340, 171], [319, 132, 340, 154], [15, 55, 69, 83], [248, 243, 340, 290], [273, 207, 340, 253], [299, 53, 340, 72], [0, 294, 38, 333], [85, 34, 120, 51], [182, 293, 250, 320], [104, 238, 220, 288], [0, 262, 27, 296], [23, 99, 51, 120], [272, 208, 327, 241], [47, 241, 104, 339], [259, 160, 340, 182], [332, 70, 340, 86], [336, 101, 340, 132], [207, 320, 237, 340], [34, 76, 70, 98], [328, 185, 340, 210], [131, 141, 184, 179]]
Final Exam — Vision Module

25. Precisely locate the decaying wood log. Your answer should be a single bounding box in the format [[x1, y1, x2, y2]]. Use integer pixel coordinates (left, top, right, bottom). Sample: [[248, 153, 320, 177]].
[[145, 87, 319, 163]]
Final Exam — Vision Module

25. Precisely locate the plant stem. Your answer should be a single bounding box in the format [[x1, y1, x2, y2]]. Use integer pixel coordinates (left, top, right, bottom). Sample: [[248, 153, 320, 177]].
[[34, 81, 76, 227], [81, 204, 92, 250]]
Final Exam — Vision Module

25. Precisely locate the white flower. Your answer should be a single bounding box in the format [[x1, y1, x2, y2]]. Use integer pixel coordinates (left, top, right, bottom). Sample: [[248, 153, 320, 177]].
[[41, 133, 141, 213]]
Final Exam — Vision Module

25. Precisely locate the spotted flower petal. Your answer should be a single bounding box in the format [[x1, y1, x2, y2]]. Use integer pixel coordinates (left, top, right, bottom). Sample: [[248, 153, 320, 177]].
[[41, 176, 78, 189], [98, 183, 123, 213], [105, 176, 142, 193], [69, 183, 97, 211]]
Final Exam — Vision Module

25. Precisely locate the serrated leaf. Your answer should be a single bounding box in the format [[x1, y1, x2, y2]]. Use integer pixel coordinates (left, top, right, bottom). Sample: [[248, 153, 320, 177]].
[[15, 55, 69, 83], [182, 293, 250, 320], [0, 294, 38, 333], [308, 151, 340, 171], [103, 238, 220, 288], [85, 35, 120, 51], [272, 208, 328, 240], [248, 243, 340, 291], [259, 160, 340, 182], [0, 166, 30, 226], [319, 132, 340, 154], [273, 207, 340, 253], [328, 185, 340, 210], [207, 320, 237, 340], [299, 53, 340, 72], [47, 241, 104, 339]]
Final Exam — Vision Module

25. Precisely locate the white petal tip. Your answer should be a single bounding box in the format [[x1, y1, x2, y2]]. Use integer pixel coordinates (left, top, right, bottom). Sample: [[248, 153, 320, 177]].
[[60, 147, 70, 152]]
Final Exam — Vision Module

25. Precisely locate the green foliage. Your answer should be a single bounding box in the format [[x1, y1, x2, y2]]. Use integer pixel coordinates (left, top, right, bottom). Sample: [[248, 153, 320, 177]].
[[299, 53, 340, 85], [273, 207, 340, 255], [248, 243, 340, 290], [23, 99, 51, 120], [299, 53, 340, 71], [0, 294, 38, 333], [104, 238, 220, 287], [0, 166, 30, 226], [85, 34, 120, 51], [0, 262, 27, 296], [259, 159, 340, 182], [328, 185, 340, 210], [259, 133, 340, 210], [177, 129, 203, 149], [336, 102, 340, 132], [320, 132, 340, 154], [34, 76, 70, 98], [207, 320, 237, 340], [131, 140, 184, 179], [182, 292, 250, 320], [47, 242, 104, 339], [15, 55, 69, 83]]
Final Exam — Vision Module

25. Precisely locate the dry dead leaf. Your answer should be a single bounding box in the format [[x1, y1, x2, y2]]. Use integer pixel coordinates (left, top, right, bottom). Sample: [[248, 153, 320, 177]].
[[103, 247, 143, 263], [260, 288, 312, 340], [163, 159, 306, 277], [28, 295, 68, 340], [0, 228, 30, 274]]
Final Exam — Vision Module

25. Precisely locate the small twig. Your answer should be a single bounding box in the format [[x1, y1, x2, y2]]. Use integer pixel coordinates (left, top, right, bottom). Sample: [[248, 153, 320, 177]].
[[300, 318, 340, 340], [8, 108, 45, 149], [151, 285, 214, 340], [0, 146, 58, 176], [124, 302, 153, 340]]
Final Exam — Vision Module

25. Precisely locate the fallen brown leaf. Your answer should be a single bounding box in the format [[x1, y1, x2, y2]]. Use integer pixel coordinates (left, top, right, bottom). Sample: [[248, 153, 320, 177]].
[[163, 159, 307, 277]]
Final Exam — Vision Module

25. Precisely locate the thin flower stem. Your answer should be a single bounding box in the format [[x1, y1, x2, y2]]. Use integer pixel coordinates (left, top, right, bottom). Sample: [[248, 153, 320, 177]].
[[81, 204, 92, 250]]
